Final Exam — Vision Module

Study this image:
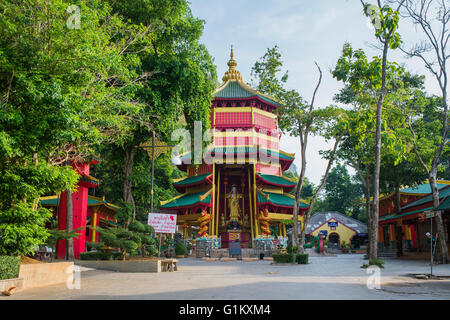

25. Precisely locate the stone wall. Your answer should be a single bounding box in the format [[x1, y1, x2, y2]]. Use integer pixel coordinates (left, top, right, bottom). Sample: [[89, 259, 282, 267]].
[[75, 259, 161, 273], [18, 262, 74, 290]]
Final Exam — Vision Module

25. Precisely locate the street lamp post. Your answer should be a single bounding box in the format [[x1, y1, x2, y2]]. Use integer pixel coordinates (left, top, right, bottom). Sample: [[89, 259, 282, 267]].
[[151, 131, 155, 212], [140, 133, 181, 213]]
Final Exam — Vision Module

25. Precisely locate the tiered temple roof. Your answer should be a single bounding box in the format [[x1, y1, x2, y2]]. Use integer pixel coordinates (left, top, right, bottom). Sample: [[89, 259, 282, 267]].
[[159, 48, 308, 245]]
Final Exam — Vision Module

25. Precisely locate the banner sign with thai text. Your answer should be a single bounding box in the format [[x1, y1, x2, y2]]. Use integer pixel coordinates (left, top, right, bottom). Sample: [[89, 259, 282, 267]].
[[148, 213, 177, 234]]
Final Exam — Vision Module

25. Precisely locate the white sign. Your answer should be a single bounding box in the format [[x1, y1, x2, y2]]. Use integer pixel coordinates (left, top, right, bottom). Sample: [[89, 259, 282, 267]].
[[426, 211, 436, 219], [147, 213, 177, 234]]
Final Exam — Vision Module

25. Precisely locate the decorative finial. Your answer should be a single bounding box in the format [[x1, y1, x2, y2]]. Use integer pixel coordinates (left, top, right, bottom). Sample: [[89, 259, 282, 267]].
[[222, 45, 242, 82]]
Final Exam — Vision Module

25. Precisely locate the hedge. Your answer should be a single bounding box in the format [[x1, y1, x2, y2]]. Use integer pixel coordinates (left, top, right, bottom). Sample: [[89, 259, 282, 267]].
[[79, 251, 121, 261], [296, 253, 309, 264], [175, 242, 187, 256], [272, 253, 296, 263], [0, 256, 21, 280]]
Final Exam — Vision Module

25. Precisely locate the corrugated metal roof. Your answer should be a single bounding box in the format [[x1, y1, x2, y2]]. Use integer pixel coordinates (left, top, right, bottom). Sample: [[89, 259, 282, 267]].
[[305, 211, 368, 234]]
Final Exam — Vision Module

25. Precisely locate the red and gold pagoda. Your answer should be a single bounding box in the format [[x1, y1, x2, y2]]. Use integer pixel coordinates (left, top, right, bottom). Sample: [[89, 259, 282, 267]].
[[160, 49, 309, 248]]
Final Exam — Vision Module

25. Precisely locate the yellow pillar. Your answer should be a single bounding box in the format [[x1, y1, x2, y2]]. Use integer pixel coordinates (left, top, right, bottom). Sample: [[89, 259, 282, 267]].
[[253, 163, 259, 237], [211, 163, 216, 237], [248, 168, 254, 247], [215, 167, 220, 236], [92, 208, 98, 242]]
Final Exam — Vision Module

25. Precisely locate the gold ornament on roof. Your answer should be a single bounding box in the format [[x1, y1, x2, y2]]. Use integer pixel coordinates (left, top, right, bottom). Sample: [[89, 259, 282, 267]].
[[222, 46, 243, 82]]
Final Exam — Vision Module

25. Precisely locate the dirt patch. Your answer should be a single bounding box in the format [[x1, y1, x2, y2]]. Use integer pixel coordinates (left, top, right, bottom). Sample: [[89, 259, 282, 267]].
[[21, 257, 43, 264]]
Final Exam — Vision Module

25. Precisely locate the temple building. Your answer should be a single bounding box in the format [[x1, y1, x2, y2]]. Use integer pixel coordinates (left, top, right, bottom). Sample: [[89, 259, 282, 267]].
[[305, 212, 368, 250], [378, 180, 450, 258], [159, 49, 309, 249]]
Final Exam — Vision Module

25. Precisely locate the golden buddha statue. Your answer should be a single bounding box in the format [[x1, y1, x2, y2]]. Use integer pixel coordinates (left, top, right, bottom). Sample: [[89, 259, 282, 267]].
[[226, 185, 243, 224]]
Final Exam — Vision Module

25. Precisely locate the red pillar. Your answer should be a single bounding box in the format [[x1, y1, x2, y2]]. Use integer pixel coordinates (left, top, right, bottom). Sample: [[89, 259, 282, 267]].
[[55, 160, 98, 260]]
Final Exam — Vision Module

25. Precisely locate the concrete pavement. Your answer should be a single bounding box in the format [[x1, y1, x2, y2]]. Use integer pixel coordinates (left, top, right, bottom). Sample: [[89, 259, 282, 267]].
[[3, 254, 450, 300]]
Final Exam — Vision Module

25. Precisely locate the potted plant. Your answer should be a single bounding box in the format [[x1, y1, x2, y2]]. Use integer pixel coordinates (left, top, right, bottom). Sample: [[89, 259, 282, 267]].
[[341, 241, 349, 253], [175, 241, 187, 258]]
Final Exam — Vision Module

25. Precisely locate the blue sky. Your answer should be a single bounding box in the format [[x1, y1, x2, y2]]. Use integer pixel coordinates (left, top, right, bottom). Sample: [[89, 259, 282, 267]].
[[190, 0, 442, 185]]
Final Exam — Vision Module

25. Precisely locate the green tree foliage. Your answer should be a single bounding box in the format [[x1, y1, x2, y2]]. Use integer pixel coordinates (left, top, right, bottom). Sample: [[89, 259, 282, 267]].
[[313, 165, 364, 220], [96, 0, 217, 220], [251, 45, 345, 253], [0, 0, 148, 256], [91, 149, 183, 222], [45, 220, 83, 261], [332, 39, 428, 259]]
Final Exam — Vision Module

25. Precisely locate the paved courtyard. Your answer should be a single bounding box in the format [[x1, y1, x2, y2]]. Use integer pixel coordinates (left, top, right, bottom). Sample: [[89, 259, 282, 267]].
[[4, 254, 450, 300]]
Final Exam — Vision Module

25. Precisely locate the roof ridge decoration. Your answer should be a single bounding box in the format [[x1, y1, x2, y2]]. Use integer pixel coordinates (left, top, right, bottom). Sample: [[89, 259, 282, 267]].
[[215, 47, 283, 107], [222, 46, 243, 82]]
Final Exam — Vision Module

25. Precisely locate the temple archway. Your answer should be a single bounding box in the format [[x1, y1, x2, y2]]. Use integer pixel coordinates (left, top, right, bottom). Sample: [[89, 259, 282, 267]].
[[328, 232, 340, 249]]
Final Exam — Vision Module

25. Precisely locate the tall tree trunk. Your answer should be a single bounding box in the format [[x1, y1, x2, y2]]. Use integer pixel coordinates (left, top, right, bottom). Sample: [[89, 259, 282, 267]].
[[293, 62, 322, 250], [123, 145, 137, 222], [429, 173, 449, 263], [400, 0, 449, 264], [298, 136, 341, 254], [66, 187, 74, 261], [370, 35, 390, 261], [292, 135, 306, 249]]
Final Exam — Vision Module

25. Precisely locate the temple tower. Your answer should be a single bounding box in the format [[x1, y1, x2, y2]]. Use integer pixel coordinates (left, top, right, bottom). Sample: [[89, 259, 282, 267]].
[[160, 49, 309, 249]]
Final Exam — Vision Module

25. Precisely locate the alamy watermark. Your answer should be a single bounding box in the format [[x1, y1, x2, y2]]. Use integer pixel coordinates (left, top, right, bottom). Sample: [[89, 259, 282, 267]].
[[365, 4, 382, 32], [66, 265, 81, 290], [366, 265, 381, 290], [66, 5, 81, 30], [170, 121, 281, 166]]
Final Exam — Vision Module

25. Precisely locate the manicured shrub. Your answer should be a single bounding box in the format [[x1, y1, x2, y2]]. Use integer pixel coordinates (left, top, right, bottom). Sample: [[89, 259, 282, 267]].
[[296, 253, 309, 264], [0, 256, 21, 280], [361, 259, 385, 269], [79, 251, 121, 261], [272, 253, 296, 263], [175, 242, 187, 256]]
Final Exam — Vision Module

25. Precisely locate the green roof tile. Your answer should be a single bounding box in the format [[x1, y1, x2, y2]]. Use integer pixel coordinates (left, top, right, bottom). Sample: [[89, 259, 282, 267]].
[[215, 81, 254, 99], [160, 191, 211, 209], [401, 183, 449, 195], [173, 173, 212, 187], [214, 81, 282, 107], [402, 187, 450, 210], [257, 191, 309, 209], [380, 207, 434, 221], [437, 197, 450, 211], [258, 174, 296, 187]]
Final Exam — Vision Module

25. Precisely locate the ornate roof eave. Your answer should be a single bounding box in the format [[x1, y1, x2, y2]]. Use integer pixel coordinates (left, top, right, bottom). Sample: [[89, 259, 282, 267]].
[[214, 79, 283, 108], [256, 174, 297, 192], [173, 173, 213, 192], [159, 191, 212, 211], [176, 148, 295, 171]]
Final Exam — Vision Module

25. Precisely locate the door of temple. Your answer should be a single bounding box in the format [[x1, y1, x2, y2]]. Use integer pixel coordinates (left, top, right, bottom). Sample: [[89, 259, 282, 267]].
[[329, 233, 340, 249]]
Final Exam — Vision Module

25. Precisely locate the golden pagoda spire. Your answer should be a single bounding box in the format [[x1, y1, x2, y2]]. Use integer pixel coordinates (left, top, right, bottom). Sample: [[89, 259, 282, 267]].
[[222, 45, 243, 82]]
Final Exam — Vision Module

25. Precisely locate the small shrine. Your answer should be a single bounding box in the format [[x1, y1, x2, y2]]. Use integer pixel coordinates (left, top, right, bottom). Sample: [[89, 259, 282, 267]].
[[159, 48, 309, 250]]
